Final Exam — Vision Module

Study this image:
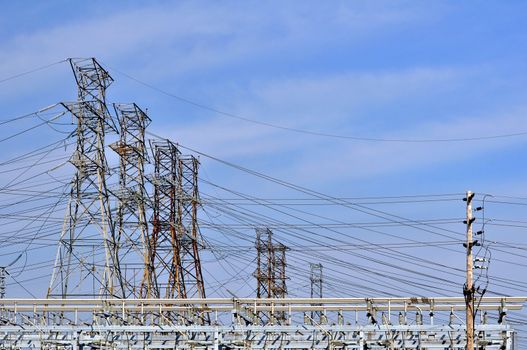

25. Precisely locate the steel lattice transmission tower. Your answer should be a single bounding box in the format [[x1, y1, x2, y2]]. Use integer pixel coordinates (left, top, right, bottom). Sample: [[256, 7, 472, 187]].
[[310, 263, 323, 322], [255, 228, 272, 299], [110, 103, 153, 298], [177, 154, 207, 300], [149, 140, 182, 298], [0, 268, 5, 299], [254, 228, 288, 323], [148, 141, 207, 301], [273, 243, 287, 298], [48, 58, 124, 298], [254, 228, 288, 299]]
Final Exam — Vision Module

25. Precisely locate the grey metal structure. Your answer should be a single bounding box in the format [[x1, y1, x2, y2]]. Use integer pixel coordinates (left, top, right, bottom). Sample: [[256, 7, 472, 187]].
[[48, 58, 123, 299], [110, 103, 152, 298], [0, 267, 5, 299], [255, 228, 288, 300], [310, 263, 323, 323], [0, 297, 521, 349], [176, 154, 206, 300], [149, 140, 183, 299], [255, 228, 289, 324]]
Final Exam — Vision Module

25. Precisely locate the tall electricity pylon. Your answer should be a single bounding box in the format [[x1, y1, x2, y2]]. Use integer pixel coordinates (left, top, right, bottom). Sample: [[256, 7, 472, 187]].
[[177, 155, 207, 300], [110, 103, 152, 298], [149, 140, 183, 298], [48, 58, 124, 298], [148, 141, 207, 301], [47, 58, 208, 303]]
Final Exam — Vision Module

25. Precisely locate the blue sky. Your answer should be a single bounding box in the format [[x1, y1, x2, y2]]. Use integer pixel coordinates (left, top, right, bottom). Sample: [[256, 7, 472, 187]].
[[2, 0, 527, 332], [2, 1, 527, 195]]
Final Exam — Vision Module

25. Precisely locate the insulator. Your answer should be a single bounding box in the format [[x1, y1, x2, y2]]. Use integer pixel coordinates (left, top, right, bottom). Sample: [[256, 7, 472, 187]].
[[320, 313, 328, 325], [416, 312, 423, 325], [398, 312, 406, 325], [338, 311, 344, 325], [463, 217, 476, 224], [382, 312, 389, 325]]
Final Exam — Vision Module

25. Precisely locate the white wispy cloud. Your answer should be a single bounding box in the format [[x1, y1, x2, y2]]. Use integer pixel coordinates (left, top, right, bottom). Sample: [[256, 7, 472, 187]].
[[151, 65, 527, 187], [288, 107, 527, 183], [3, 1, 521, 189], [0, 1, 433, 84]]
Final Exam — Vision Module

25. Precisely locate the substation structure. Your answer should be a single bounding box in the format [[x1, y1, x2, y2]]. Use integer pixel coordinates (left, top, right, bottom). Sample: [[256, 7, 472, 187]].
[[0, 297, 522, 349], [1, 58, 524, 349]]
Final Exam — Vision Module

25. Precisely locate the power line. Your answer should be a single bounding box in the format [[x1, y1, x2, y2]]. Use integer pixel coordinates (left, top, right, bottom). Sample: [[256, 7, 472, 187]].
[[105, 63, 527, 143], [0, 60, 67, 84]]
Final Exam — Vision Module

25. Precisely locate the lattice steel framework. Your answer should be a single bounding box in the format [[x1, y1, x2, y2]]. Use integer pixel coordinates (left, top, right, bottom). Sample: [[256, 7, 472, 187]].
[[255, 228, 288, 323], [148, 142, 207, 303], [0, 267, 5, 299], [310, 263, 323, 322], [110, 103, 152, 298], [48, 58, 123, 298], [255, 228, 288, 299], [149, 140, 182, 299], [177, 155, 207, 300], [273, 243, 287, 298], [255, 228, 273, 299]]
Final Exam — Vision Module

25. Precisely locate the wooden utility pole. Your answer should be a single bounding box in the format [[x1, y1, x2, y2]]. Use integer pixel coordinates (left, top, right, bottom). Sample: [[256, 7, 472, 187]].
[[465, 190, 475, 350]]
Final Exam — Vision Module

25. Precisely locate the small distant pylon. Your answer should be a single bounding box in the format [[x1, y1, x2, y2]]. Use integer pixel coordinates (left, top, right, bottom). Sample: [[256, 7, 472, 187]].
[[255, 227, 272, 299], [254, 228, 288, 323], [0, 267, 5, 299], [310, 263, 323, 322], [273, 243, 287, 298]]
